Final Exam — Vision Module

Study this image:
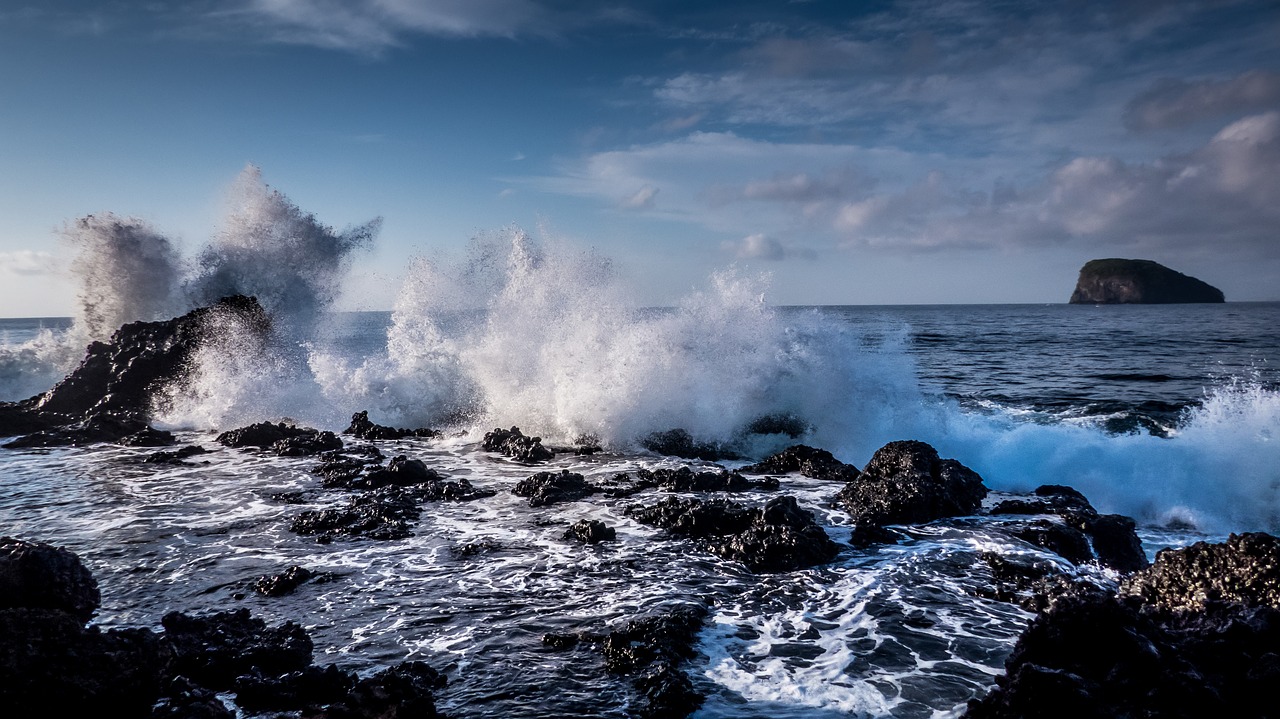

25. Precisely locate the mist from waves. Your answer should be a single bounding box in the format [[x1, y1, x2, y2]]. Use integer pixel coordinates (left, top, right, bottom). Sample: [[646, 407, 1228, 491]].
[[161, 226, 1280, 536], [0, 165, 378, 402]]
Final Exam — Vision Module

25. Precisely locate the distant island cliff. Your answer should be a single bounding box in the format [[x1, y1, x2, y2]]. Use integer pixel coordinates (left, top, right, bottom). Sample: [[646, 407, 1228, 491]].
[[1069, 259, 1225, 304]]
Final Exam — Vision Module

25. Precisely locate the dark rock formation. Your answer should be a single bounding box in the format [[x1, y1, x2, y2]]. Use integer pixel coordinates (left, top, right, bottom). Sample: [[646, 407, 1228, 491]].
[[564, 520, 617, 544], [162, 608, 313, 690], [217, 421, 342, 456], [646, 466, 779, 492], [290, 487, 422, 542], [641, 428, 740, 461], [514, 469, 599, 507], [543, 604, 707, 719], [482, 426, 554, 463], [252, 565, 331, 597], [966, 532, 1280, 718], [1118, 532, 1280, 612], [1, 295, 270, 447], [1069, 258, 1224, 304], [835, 440, 987, 544], [991, 484, 1148, 573], [629, 495, 839, 573], [344, 410, 439, 440], [143, 444, 210, 465], [740, 444, 860, 482], [0, 536, 101, 622]]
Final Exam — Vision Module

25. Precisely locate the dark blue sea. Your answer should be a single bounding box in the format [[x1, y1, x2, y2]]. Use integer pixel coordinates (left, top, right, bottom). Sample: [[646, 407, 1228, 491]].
[[1, 299, 1277, 718]]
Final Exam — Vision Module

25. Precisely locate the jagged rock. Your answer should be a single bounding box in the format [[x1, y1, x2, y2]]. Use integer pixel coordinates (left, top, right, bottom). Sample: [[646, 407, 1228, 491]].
[[642, 466, 779, 492], [161, 608, 313, 690], [564, 520, 616, 544], [151, 677, 236, 719], [317, 661, 447, 719], [143, 444, 209, 465], [740, 444, 860, 482], [641, 428, 739, 461], [835, 440, 986, 544], [514, 469, 598, 507], [217, 422, 340, 456], [482, 426, 554, 463], [543, 604, 707, 719], [118, 426, 176, 446], [252, 565, 327, 598], [3, 410, 152, 449], [1118, 532, 1280, 613], [991, 484, 1148, 572], [233, 664, 355, 713], [1069, 258, 1225, 304], [312, 445, 384, 484], [629, 495, 839, 572], [0, 536, 101, 622], [966, 533, 1280, 718], [742, 413, 807, 438], [344, 410, 438, 440], [0, 607, 171, 717], [290, 487, 422, 541], [271, 431, 343, 457]]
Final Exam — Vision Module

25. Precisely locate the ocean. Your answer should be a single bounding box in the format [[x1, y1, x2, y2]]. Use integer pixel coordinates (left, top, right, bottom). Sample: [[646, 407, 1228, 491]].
[[1, 275, 1278, 716]]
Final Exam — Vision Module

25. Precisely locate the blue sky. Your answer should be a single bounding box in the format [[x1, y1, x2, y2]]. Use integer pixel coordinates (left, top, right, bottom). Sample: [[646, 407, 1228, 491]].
[[1, 0, 1278, 316]]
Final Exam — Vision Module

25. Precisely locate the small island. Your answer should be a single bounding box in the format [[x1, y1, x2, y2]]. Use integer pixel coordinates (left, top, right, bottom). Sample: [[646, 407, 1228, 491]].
[[1069, 258, 1225, 304]]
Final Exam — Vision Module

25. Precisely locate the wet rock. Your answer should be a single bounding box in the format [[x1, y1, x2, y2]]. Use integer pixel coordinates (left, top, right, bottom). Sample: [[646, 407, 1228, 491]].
[[641, 428, 740, 461], [233, 664, 355, 713], [252, 565, 328, 598], [161, 608, 313, 690], [835, 440, 987, 545], [966, 533, 1280, 718], [0, 536, 101, 622], [742, 413, 808, 438], [627, 496, 754, 538], [317, 661, 447, 719], [3, 410, 152, 449], [118, 426, 176, 446], [217, 421, 341, 456], [973, 552, 1068, 609], [0, 607, 171, 717], [344, 410, 438, 441], [312, 445, 384, 484], [1118, 532, 1280, 613], [482, 426, 554, 463], [565, 520, 616, 544], [143, 444, 209, 465], [544, 604, 707, 719], [643, 466, 779, 492], [740, 444, 860, 482], [629, 495, 839, 572], [991, 484, 1148, 572], [706, 496, 841, 573], [151, 677, 235, 719], [514, 469, 598, 507], [1010, 520, 1094, 566], [290, 487, 422, 541]]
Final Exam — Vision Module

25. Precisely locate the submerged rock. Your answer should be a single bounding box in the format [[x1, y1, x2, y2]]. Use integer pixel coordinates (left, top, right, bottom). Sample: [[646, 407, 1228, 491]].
[[991, 484, 1148, 573], [835, 440, 987, 544], [482, 426, 554, 463], [252, 565, 331, 598], [290, 487, 422, 542], [143, 444, 210, 465], [967, 532, 1280, 718], [740, 444, 860, 482], [344, 410, 439, 441], [1069, 258, 1224, 304]]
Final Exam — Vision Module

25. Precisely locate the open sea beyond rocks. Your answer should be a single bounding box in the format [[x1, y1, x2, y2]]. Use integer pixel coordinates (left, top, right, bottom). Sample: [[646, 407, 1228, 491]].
[[1, 296, 1278, 718]]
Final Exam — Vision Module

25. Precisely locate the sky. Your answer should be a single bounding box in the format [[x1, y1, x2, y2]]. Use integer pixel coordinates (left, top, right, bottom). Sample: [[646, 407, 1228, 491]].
[[1, 0, 1278, 316]]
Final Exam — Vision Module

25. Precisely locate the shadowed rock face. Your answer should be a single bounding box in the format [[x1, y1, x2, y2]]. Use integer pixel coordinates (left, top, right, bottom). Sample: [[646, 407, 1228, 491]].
[[1068, 258, 1224, 304], [965, 532, 1280, 719]]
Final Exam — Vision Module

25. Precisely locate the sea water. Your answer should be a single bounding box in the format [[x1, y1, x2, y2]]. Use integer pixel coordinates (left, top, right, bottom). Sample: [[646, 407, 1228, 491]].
[[1, 178, 1277, 717]]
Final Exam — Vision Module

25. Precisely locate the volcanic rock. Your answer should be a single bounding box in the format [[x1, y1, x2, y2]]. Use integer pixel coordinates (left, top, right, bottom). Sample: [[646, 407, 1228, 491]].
[[835, 440, 986, 544], [564, 520, 617, 544], [217, 421, 342, 456], [1118, 532, 1280, 613], [992, 484, 1148, 572], [514, 469, 598, 507], [0, 536, 101, 622], [290, 487, 422, 541], [644, 466, 779, 492], [740, 444, 860, 482], [641, 428, 740, 462], [161, 608, 313, 690], [482, 426, 554, 463], [252, 565, 327, 598], [344, 410, 439, 441], [1069, 258, 1224, 304]]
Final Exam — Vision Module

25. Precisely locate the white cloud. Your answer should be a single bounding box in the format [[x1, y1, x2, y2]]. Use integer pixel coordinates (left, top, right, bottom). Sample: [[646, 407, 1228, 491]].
[[0, 250, 58, 276], [722, 234, 815, 261], [620, 185, 659, 210]]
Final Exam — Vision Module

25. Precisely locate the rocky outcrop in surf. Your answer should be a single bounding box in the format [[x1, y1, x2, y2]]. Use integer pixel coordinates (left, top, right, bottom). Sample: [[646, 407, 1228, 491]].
[[1068, 258, 1225, 304], [966, 532, 1280, 718], [0, 295, 269, 448], [343, 410, 439, 440], [990, 484, 1148, 573], [0, 536, 449, 717], [835, 440, 987, 545], [218, 421, 343, 456], [482, 425, 554, 463], [740, 444, 861, 482]]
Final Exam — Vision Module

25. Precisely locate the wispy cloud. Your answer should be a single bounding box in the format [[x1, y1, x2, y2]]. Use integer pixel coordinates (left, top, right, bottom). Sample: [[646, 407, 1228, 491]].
[[620, 185, 659, 210], [722, 233, 816, 261], [0, 250, 58, 276], [1125, 70, 1280, 131]]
